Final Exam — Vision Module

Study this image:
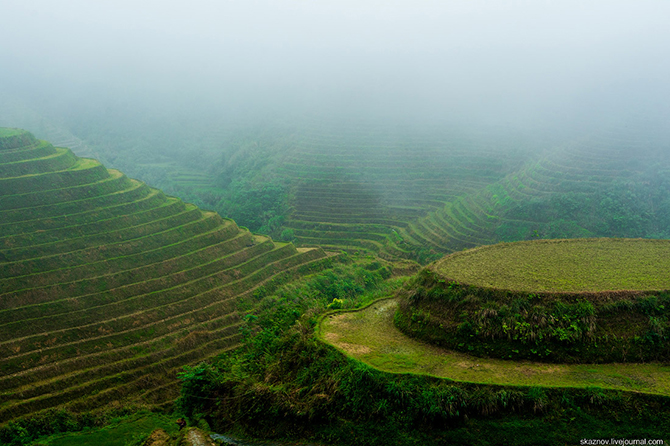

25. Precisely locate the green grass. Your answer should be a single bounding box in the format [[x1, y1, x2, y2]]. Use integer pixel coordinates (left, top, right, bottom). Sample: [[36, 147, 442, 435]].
[[319, 298, 670, 394], [433, 238, 670, 292], [34, 412, 177, 446], [0, 128, 24, 138]]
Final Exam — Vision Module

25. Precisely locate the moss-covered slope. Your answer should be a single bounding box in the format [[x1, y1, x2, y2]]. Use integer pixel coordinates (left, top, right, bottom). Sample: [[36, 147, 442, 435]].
[[395, 238, 670, 363], [0, 128, 330, 424]]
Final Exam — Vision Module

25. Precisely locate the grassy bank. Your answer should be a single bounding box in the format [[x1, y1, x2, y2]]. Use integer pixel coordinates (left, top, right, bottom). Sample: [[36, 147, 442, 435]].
[[29, 411, 178, 446], [395, 239, 670, 363]]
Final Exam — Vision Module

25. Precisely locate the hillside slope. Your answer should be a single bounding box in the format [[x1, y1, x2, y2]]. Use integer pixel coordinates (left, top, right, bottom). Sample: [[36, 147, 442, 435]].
[[0, 128, 330, 423], [270, 119, 534, 262], [206, 119, 670, 264], [17, 115, 670, 271]]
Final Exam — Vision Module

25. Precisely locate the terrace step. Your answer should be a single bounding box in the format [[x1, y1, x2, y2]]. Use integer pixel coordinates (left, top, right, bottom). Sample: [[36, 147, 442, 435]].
[[0, 140, 56, 164]]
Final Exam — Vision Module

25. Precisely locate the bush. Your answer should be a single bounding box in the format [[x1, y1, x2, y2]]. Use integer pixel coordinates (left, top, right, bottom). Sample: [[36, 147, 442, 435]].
[[280, 228, 295, 242]]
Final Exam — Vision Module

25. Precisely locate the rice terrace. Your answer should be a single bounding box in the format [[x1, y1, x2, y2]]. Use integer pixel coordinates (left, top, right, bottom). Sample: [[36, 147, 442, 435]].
[[393, 238, 670, 363], [0, 129, 334, 443], [2, 1, 670, 444]]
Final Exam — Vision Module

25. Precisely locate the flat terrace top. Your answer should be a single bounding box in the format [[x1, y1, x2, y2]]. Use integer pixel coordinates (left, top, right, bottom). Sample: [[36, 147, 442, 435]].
[[432, 238, 670, 293], [0, 128, 25, 138]]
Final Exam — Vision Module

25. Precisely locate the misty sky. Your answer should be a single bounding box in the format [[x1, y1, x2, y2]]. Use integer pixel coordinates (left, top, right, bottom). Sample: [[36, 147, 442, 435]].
[[1, 0, 670, 128]]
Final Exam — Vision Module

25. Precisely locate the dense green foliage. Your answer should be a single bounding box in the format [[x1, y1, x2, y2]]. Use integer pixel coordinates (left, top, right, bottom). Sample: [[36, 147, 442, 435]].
[[0, 409, 181, 446], [177, 267, 670, 445], [495, 174, 670, 241], [396, 268, 670, 363], [0, 409, 98, 446], [216, 181, 289, 236], [0, 408, 147, 446]]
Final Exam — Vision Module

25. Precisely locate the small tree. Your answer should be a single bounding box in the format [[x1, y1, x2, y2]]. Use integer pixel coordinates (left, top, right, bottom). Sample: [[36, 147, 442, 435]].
[[280, 228, 295, 242]]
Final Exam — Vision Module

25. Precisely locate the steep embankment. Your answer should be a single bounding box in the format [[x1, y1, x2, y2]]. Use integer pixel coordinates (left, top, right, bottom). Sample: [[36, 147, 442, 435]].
[[0, 128, 331, 424], [394, 238, 670, 363]]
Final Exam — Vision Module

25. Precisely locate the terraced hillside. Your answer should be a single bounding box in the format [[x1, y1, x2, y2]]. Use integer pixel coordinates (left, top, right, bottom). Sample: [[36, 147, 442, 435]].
[[12, 116, 669, 268], [278, 120, 534, 262], [393, 127, 670, 256], [0, 128, 329, 424], [257, 116, 666, 263]]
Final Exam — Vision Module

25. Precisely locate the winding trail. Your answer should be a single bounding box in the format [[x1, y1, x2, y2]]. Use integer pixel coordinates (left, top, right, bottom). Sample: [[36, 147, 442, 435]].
[[318, 298, 670, 395]]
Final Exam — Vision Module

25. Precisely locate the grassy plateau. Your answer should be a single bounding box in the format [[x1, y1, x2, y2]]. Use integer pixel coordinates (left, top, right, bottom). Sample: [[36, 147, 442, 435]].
[[395, 238, 670, 363], [432, 238, 670, 292]]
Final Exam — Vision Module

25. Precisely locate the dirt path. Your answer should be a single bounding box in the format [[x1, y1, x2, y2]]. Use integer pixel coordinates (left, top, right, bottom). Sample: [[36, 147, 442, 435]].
[[319, 298, 670, 395]]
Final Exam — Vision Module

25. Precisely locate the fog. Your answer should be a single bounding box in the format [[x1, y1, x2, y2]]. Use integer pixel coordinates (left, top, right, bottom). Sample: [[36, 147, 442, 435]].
[[1, 0, 670, 147]]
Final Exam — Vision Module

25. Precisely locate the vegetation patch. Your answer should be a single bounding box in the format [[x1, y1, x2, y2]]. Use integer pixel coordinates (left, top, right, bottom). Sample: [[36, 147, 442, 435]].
[[432, 238, 670, 292], [176, 269, 670, 446], [396, 239, 670, 362], [26, 411, 177, 446]]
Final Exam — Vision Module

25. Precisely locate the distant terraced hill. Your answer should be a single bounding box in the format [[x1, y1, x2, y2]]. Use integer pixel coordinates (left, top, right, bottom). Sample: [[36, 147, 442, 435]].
[[277, 119, 534, 262], [422, 126, 670, 249], [0, 128, 330, 424], [268, 117, 670, 263], [17, 115, 669, 268]]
